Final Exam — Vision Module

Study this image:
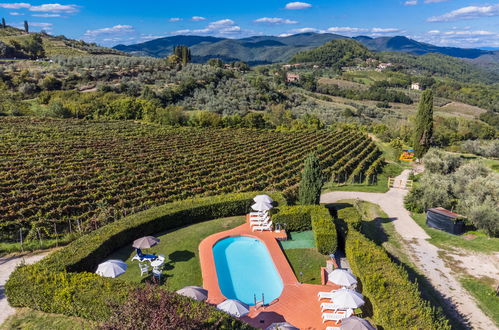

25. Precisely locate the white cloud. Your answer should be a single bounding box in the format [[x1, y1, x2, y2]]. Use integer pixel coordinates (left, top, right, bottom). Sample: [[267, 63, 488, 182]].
[[9, 11, 24, 15], [254, 17, 298, 24], [139, 34, 166, 41], [169, 17, 181, 22], [288, 27, 323, 33], [285, 2, 312, 10], [172, 18, 255, 37], [29, 3, 78, 13], [424, 0, 448, 3], [421, 29, 499, 47], [279, 33, 293, 37], [29, 22, 53, 30], [32, 13, 60, 17], [0, 2, 78, 13], [326, 26, 400, 36], [328, 26, 369, 33], [0, 3, 30, 9], [371, 27, 399, 33], [84, 25, 135, 37], [191, 16, 206, 21], [404, 0, 418, 5], [428, 4, 499, 22]]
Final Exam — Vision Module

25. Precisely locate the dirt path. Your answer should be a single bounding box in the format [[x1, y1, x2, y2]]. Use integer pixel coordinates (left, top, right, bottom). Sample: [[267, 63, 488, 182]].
[[0, 252, 50, 325], [321, 170, 497, 330]]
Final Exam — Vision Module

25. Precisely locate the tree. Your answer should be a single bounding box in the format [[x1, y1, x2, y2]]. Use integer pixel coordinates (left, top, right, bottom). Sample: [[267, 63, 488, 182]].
[[413, 89, 434, 158], [2, 18, 5, 28], [207, 58, 223, 68], [24, 20, 29, 33], [298, 153, 324, 205], [173, 45, 191, 65]]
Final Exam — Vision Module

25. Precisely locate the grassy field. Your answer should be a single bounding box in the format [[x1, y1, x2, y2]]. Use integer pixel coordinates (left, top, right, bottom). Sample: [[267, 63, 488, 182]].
[[461, 277, 499, 326], [0, 308, 96, 330], [107, 216, 246, 291], [411, 213, 499, 254], [282, 248, 329, 284]]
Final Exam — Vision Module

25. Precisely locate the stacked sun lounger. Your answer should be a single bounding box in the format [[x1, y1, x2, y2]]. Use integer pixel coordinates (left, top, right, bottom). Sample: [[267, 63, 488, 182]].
[[249, 211, 273, 231], [317, 289, 355, 325]]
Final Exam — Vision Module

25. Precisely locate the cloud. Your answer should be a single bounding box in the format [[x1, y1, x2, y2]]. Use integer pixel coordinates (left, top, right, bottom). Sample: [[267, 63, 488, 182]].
[[285, 2, 312, 10], [327, 26, 400, 36], [371, 27, 399, 33], [191, 16, 206, 21], [328, 26, 369, 33], [424, 0, 448, 3], [254, 17, 298, 24], [421, 29, 499, 47], [169, 17, 182, 22], [404, 0, 418, 5], [428, 4, 499, 22], [84, 25, 135, 37], [9, 11, 24, 15], [32, 13, 60, 17], [288, 27, 323, 33], [172, 18, 254, 37], [0, 2, 78, 13], [29, 22, 53, 30], [0, 3, 30, 9]]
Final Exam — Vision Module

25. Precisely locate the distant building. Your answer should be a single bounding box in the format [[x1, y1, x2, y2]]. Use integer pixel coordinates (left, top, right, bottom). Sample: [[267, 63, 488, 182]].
[[411, 82, 422, 90], [286, 73, 300, 83], [282, 63, 303, 69], [375, 62, 392, 72]]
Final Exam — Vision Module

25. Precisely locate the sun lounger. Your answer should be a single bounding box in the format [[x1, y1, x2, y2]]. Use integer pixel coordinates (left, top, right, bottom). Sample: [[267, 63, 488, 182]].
[[252, 221, 273, 231], [320, 302, 342, 312], [250, 216, 270, 225], [132, 248, 157, 262], [250, 211, 268, 217], [322, 309, 353, 324], [317, 289, 340, 300]]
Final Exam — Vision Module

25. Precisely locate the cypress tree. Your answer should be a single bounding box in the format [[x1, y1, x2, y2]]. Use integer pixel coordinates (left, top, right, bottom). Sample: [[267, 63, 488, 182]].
[[2, 18, 6, 28], [173, 45, 191, 65], [298, 153, 324, 205], [24, 20, 29, 33], [413, 89, 434, 158]]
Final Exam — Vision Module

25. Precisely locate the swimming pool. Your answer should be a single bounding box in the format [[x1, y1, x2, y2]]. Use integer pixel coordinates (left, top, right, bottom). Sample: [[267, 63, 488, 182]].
[[213, 236, 284, 305]]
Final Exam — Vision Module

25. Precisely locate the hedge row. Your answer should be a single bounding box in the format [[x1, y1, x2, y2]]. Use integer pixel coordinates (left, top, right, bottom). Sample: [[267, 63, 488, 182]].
[[6, 191, 285, 326], [273, 205, 337, 254], [337, 208, 450, 330], [310, 207, 337, 255]]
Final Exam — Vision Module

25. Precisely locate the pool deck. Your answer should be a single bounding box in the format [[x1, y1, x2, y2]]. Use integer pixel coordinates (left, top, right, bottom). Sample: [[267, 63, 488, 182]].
[[199, 215, 342, 329]]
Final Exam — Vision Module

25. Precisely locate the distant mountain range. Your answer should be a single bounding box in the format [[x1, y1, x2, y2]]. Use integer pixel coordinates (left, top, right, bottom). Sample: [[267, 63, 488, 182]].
[[114, 33, 498, 67]]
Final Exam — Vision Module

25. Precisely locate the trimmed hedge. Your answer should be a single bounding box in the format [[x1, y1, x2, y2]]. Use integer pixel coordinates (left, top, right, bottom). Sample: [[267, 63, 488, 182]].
[[272, 205, 313, 231], [6, 191, 284, 327], [311, 207, 337, 254], [337, 207, 450, 330], [273, 205, 337, 254]]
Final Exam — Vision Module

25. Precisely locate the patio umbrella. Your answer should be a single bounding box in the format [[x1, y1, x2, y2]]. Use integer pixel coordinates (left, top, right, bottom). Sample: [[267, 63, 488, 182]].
[[340, 316, 375, 330], [216, 299, 250, 317], [176, 286, 208, 301], [133, 236, 160, 249], [331, 289, 365, 309], [251, 201, 273, 211], [328, 269, 358, 287], [96, 259, 127, 278], [265, 322, 299, 330], [253, 194, 273, 204]]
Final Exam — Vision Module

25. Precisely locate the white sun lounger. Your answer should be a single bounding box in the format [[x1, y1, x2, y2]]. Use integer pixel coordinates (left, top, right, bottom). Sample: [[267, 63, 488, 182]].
[[322, 309, 353, 324], [320, 302, 342, 312], [252, 221, 273, 231], [317, 289, 340, 300], [249, 211, 268, 217], [250, 215, 270, 224]]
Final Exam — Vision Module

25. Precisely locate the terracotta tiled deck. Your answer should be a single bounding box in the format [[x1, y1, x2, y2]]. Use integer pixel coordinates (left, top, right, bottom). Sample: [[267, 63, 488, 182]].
[[199, 215, 342, 329]]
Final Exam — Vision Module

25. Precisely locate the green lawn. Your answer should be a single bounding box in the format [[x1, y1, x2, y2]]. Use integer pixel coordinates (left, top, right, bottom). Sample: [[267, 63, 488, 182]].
[[280, 230, 315, 249], [411, 213, 499, 254], [107, 216, 245, 291], [461, 277, 499, 326], [282, 248, 329, 285], [0, 309, 96, 330]]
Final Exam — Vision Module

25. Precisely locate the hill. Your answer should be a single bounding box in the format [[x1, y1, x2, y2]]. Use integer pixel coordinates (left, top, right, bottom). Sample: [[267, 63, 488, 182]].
[[0, 25, 125, 58], [114, 32, 499, 67]]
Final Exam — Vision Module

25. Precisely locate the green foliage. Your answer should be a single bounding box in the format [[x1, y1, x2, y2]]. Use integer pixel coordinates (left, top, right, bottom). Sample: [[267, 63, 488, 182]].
[[5, 192, 285, 324], [413, 90, 434, 158], [273, 206, 313, 231], [173, 45, 191, 65], [479, 111, 499, 129], [290, 39, 373, 71], [316, 83, 413, 104], [207, 57, 224, 68], [337, 206, 450, 329], [298, 153, 324, 205], [310, 207, 337, 254]]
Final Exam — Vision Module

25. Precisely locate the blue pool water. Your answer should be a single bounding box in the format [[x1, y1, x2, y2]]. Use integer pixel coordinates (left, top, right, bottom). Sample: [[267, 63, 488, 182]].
[[213, 236, 284, 305]]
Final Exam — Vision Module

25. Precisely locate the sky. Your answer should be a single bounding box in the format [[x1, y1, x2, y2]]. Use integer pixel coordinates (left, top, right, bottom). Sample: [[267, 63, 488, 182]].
[[0, 1, 498, 48]]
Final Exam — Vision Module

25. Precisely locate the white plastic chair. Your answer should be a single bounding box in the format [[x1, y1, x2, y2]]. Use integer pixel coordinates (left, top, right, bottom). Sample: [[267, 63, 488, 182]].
[[139, 262, 150, 276], [152, 265, 163, 283]]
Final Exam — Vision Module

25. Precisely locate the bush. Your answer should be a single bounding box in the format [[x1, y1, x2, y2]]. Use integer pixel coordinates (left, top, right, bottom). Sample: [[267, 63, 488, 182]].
[[337, 206, 450, 329], [311, 207, 337, 254], [6, 191, 285, 324], [272, 206, 312, 231], [423, 149, 462, 174]]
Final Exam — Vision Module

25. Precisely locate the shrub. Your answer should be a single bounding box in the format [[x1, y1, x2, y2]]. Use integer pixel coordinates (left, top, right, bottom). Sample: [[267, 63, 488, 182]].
[[298, 153, 324, 205], [310, 207, 337, 254], [337, 206, 450, 329], [6, 191, 285, 324], [272, 206, 312, 231]]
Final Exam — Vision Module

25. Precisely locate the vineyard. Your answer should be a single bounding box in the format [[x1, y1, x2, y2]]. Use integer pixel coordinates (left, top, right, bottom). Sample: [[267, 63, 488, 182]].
[[0, 118, 383, 241]]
